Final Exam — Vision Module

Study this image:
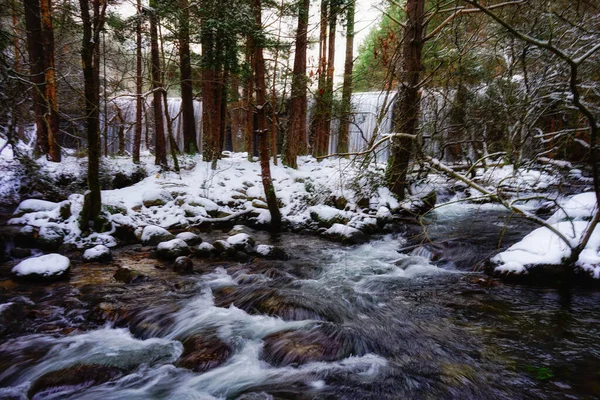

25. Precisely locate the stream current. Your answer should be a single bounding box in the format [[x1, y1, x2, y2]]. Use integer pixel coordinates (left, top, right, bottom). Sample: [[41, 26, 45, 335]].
[[0, 204, 599, 399]]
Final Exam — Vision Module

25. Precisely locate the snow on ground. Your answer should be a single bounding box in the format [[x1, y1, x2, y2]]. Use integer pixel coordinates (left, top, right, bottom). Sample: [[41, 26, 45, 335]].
[[491, 192, 600, 278]]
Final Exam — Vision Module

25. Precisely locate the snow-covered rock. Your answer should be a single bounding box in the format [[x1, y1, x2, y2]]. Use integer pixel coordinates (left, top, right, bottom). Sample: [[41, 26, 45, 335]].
[[173, 256, 193, 274], [176, 232, 202, 246], [141, 225, 175, 246], [547, 192, 597, 224], [322, 223, 366, 244], [142, 189, 174, 208], [156, 239, 190, 260], [14, 199, 59, 216], [37, 223, 65, 251], [212, 240, 235, 255], [83, 245, 112, 262], [309, 205, 350, 227], [227, 233, 255, 252], [12, 254, 70, 280], [196, 242, 216, 258], [255, 244, 288, 260]]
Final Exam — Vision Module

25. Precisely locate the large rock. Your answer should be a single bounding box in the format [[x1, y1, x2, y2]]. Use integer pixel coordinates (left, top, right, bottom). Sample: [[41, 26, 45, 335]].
[[308, 205, 350, 228], [14, 225, 38, 248], [322, 223, 366, 244], [141, 225, 175, 246], [28, 364, 124, 399], [173, 256, 194, 274], [176, 232, 202, 246], [12, 253, 70, 281], [196, 242, 216, 258], [142, 189, 174, 208], [114, 266, 147, 284], [175, 333, 232, 372], [83, 245, 112, 262], [156, 239, 190, 260], [227, 233, 255, 252], [13, 199, 59, 216], [37, 223, 65, 251], [255, 245, 289, 260]]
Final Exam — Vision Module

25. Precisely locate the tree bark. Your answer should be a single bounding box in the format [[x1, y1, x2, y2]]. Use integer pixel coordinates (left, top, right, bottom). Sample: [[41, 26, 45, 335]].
[[338, 0, 354, 155], [282, 0, 309, 168], [386, 0, 426, 200], [79, 0, 107, 231], [244, 37, 255, 161], [311, 0, 329, 157], [23, 0, 48, 159], [149, 1, 167, 167], [132, 0, 143, 163], [253, 0, 282, 230], [179, 0, 197, 154]]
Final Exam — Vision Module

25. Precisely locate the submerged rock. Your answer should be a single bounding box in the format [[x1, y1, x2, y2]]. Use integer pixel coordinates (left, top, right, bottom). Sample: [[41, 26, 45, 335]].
[[141, 225, 174, 246], [12, 253, 70, 281], [28, 364, 124, 400], [175, 333, 232, 372], [83, 245, 113, 263], [156, 239, 190, 260], [114, 266, 147, 284]]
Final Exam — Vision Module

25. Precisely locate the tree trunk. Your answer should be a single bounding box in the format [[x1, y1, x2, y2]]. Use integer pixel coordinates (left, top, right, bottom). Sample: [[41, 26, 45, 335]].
[[386, 0, 426, 200], [132, 0, 143, 163], [338, 0, 354, 155], [201, 17, 216, 163], [40, 0, 60, 161], [321, 2, 336, 155], [79, 0, 106, 231], [253, 0, 282, 230], [179, 0, 197, 154], [244, 36, 255, 161], [149, 1, 167, 167], [23, 0, 48, 159], [282, 0, 309, 168], [311, 0, 329, 157]]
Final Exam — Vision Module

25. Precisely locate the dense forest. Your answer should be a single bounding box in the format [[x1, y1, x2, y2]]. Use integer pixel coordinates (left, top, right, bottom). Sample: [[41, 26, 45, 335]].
[[0, 0, 599, 398]]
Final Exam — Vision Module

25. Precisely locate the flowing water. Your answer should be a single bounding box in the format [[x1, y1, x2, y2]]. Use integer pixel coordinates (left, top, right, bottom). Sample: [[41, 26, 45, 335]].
[[1, 204, 599, 399]]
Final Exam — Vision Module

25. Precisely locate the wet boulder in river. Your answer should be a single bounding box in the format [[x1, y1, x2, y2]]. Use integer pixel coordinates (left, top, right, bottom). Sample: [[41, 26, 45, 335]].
[[176, 231, 202, 246], [11, 253, 70, 281], [140, 225, 175, 246], [82, 245, 113, 263], [114, 266, 147, 284], [173, 256, 194, 274], [175, 333, 232, 372], [227, 233, 255, 252], [28, 364, 124, 399]]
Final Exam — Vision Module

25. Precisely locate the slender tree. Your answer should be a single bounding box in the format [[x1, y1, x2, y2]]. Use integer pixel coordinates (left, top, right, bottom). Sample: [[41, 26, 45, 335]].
[[252, 0, 282, 230], [282, 0, 309, 168], [39, 0, 60, 161], [132, 0, 143, 163], [179, 0, 197, 154], [149, 0, 168, 167], [79, 0, 107, 230], [337, 0, 355, 155]]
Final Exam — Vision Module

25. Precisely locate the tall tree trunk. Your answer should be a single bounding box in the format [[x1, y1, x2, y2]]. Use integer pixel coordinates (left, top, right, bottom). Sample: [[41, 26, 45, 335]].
[[321, 2, 336, 155], [23, 0, 48, 159], [40, 0, 60, 161], [312, 0, 330, 158], [253, 0, 282, 230], [149, 1, 167, 167], [163, 91, 181, 173], [386, 0, 425, 200], [79, 0, 106, 231], [133, 0, 143, 163], [338, 0, 354, 155], [201, 17, 217, 163], [179, 0, 197, 154], [244, 36, 255, 161], [282, 0, 309, 168]]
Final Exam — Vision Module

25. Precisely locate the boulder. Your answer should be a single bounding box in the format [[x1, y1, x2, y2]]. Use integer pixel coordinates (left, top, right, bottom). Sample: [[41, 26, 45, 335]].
[[28, 364, 124, 399], [12, 253, 70, 281], [213, 240, 235, 255], [13, 199, 59, 216], [227, 233, 255, 252], [14, 225, 38, 248], [37, 223, 65, 251], [196, 242, 216, 258], [141, 225, 175, 246], [142, 189, 173, 208], [156, 239, 190, 260], [173, 256, 194, 274], [82, 245, 113, 263], [114, 266, 147, 284], [175, 334, 232, 372], [255, 245, 289, 260], [322, 223, 366, 244], [176, 232, 202, 246], [308, 205, 350, 228]]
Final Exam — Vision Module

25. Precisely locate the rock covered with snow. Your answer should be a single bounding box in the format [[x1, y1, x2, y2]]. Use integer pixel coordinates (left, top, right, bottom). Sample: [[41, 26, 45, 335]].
[[176, 232, 202, 246], [322, 223, 366, 244], [13, 199, 59, 216], [141, 225, 175, 246], [142, 189, 174, 208], [309, 206, 351, 227], [37, 223, 66, 251], [12, 254, 70, 280], [156, 239, 190, 260], [83, 245, 112, 262], [226, 233, 255, 252], [212, 240, 235, 256], [196, 242, 216, 258], [255, 244, 288, 260], [173, 256, 194, 274]]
